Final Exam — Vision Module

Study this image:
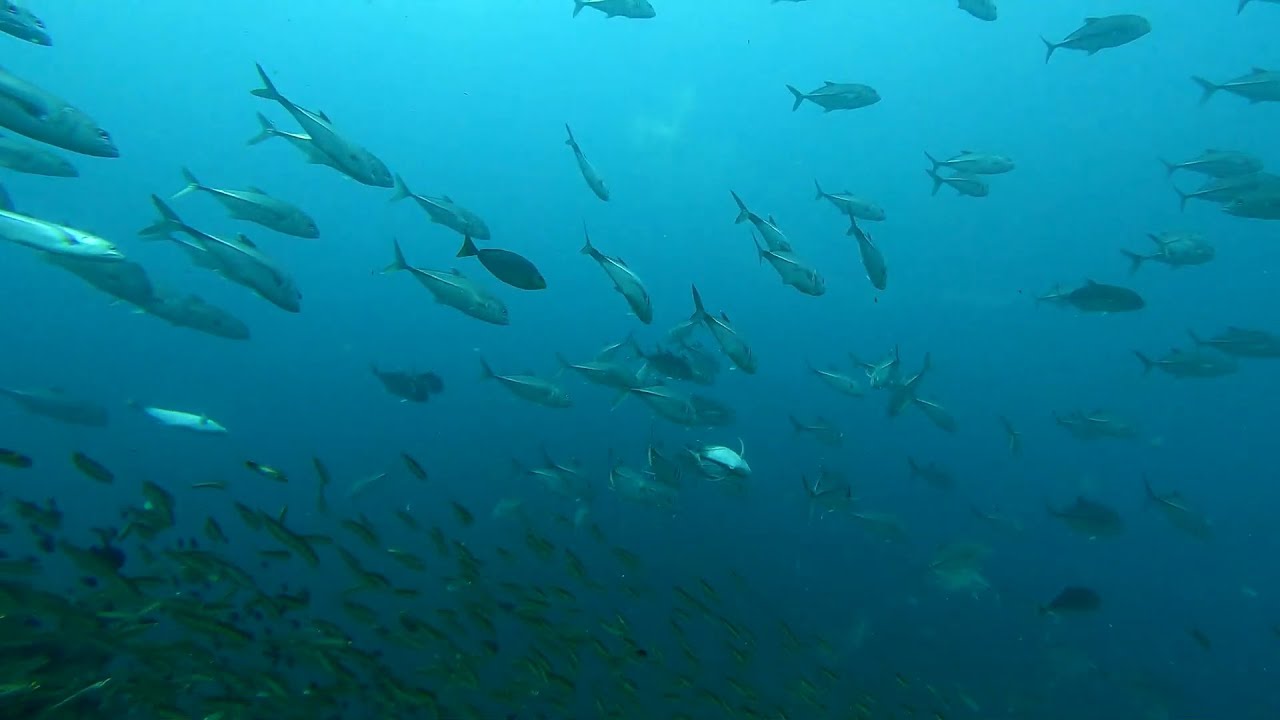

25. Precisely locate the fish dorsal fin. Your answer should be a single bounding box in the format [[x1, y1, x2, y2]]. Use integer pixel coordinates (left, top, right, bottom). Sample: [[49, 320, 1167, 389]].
[[823, 81, 836, 86], [1085, 279, 1099, 286], [247, 186, 269, 195], [237, 234, 257, 249], [441, 195, 453, 203], [720, 311, 732, 324], [1252, 67, 1269, 75], [449, 268, 462, 276], [1084, 17, 1100, 23], [960, 149, 974, 154], [317, 110, 332, 122]]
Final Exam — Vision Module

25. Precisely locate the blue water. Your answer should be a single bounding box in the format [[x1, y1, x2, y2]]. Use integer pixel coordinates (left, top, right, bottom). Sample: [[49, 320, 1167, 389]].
[[3, 1, 1279, 718]]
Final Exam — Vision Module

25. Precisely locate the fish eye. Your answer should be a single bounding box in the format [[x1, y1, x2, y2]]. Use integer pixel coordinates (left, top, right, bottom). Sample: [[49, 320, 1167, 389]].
[[96, 129, 110, 139]]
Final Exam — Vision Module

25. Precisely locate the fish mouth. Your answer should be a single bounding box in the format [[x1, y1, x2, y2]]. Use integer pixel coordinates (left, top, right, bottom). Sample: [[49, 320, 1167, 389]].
[[96, 144, 121, 159]]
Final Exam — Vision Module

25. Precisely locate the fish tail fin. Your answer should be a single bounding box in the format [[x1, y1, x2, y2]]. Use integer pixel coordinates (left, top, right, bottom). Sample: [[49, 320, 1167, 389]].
[[1173, 186, 1190, 212], [139, 194, 187, 238], [1141, 474, 1159, 504], [580, 223, 595, 255], [390, 174, 412, 202], [1191, 76, 1220, 105], [1158, 158, 1177, 178], [690, 284, 707, 320], [564, 123, 577, 148], [478, 355, 496, 380], [380, 238, 409, 274], [730, 190, 750, 223], [788, 415, 804, 433], [1040, 36, 1057, 64], [1133, 351, 1155, 374], [924, 151, 941, 171], [554, 352, 573, 370], [1187, 328, 1205, 346], [1239, 0, 1251, 13], [907, 457, 921, 477], [572, 0, 585, 18], [926, 168, 943, 196], [0, 184, 13, 212], [785, 85, 806, 111], [247, 112, 277, 145], [250, 62, 284, 103], [173, 167, 201, 201], [456, 235, 479, 258], [813, 179, 825, 200], [1120, 250, 1145, 275]]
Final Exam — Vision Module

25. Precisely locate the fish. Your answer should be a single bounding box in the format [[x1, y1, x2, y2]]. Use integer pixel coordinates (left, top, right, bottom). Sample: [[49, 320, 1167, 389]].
[[813, 180, 885, 221], [1039, 280, 1144, 313], [807, 362, 865, 397], [925, 151, 1015, 175], [565, 124, 609, 201], [1055, 410, 1141, 441], [1134, 346, 1239, 378], [371, 365, 444, 403], [789, 415, 843, 447], [390, 174, 490, 240], [70, 452, 113, 483], [847, 218, 887, 290], [0, 133, 75, 176], [1040, 586, 1101, 615], [129, 401, 228, 434], [689, 285, 757, 374], [456, 235, 546, 291], [730, 191, 793, 252], [580, 225, 652, 323], [0, 66, 117, 156], [401, 453, 429, 482], [1193, 67, 1280, 105], [380, 239, 509, 326], [1041, 15, 1151, 63], [1142, 476, 1213, 541], [1223, 190, 1280, 219], [245, 461, 288, 483], [172, 167, 318, 238], [687, 441, 751, 481], [572, 0, 656, 19], [0, 448, 31, 468], [1047, 496, 1125, 537], [1173, 172, 1280, 210], [1239, 0, 1280, 12], [1159, 150, 1262, 179], [999, 416, 1022, 457], [0, 2, 50, 45], [913, 398, 958, 433], [1121, 232, 1214, 273], [852, 347, 900, 389], [478, 355, 572, 408], [786, 81, 880, 112], [249, 62, 392, 187], [1188, 326, 1280, 358], [44, 254, 155, 307], [751, 232, 825, 296], [140, 292, 251, 341], [0, 206, 123, 260], [140, 196, 301, 312], [0, 387, 108, 427], [245, 111, 341, 169], [957, 0, 996, 21], [908, 458, 953, 490], [926, 169, 989, 197]]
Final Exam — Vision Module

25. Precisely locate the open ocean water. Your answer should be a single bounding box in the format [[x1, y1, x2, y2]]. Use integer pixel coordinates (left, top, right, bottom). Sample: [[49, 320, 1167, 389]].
[[1, 1, 1279, 718]]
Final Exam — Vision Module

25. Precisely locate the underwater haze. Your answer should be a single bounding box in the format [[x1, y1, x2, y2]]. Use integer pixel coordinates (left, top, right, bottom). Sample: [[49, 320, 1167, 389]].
[[2, 0, 1279, 718]]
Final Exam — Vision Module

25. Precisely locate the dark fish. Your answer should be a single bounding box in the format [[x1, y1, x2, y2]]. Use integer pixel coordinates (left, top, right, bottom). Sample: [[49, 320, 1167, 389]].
[[0, 448, 32, 468], [371, 365, 443, 403], [1187, 627, 1212, 651], [457, 235, 546, 291], [70, 452, 113, 484], [245, 461, 287, 483], [1048, 496, 1125, 537], [402, 453, 428, 482], [1041, 15, 1151, 63], [1040, 586, 1101, 615], [0, 1, 51, 46], [0, 387, 109, 427], [141, 292, 251, 341], [565, 124, 609, 201], [1045, 280, 1145, 313]]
